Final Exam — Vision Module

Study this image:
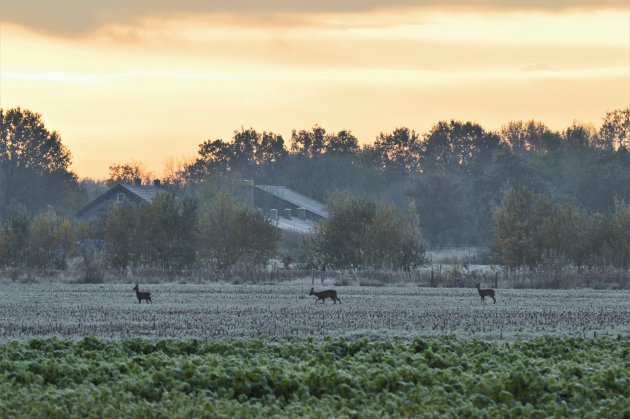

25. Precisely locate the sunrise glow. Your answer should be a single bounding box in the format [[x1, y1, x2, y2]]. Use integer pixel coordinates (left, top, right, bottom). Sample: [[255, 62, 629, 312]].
[[1, 2, 628, 178]]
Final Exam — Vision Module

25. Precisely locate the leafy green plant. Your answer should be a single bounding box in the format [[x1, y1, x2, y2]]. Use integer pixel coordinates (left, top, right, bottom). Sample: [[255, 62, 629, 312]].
[[0, 337, 628, 417]]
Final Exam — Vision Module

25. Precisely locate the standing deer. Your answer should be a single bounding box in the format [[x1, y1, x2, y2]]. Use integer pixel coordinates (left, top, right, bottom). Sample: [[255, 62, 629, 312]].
[[309, 288, 340, 304], [133, 284, 152, 304], [475, 283, 496, 304]]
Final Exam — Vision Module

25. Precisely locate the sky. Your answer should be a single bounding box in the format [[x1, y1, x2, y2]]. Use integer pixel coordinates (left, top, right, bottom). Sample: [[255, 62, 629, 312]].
[[1, 1, 628, 179]]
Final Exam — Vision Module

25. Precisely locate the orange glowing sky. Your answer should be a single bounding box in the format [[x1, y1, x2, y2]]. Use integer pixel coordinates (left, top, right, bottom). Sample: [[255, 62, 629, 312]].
[[1, 1, 628, 179]]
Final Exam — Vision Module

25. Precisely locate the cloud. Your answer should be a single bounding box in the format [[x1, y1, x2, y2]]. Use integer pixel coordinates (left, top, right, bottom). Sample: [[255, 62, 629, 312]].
[[519, 62, 559, 72], [1, 0, 627, 36]]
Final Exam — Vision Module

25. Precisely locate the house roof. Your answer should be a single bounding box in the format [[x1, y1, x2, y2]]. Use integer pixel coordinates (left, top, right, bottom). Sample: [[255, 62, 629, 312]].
[[119, 183, 166, 202], [255, 185, 328, 219]]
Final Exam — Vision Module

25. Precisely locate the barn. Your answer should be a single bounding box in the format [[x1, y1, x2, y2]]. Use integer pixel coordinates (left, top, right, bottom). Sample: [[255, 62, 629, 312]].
[[251, 184, 328, 233]]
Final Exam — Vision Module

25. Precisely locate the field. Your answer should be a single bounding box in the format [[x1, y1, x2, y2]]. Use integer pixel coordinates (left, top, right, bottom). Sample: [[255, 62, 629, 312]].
[[0, 336, 628, 417], [0, 282, 629, 417], [0, 282, 629, 342]]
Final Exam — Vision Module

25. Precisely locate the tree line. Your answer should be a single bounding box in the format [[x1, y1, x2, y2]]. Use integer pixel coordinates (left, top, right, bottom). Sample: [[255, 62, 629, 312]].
[[493, 188, 630, 271], [178, 110, 630, 246], [1, 106, 629, 277]]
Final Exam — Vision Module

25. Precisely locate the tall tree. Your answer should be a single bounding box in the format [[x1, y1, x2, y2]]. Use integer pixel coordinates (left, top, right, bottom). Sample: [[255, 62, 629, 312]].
[[325, 130, 360, 154], [104, 203, 137, 270], [563, 121, 597, 149], [407, 172, 467, 245], [314, 194, 424, 270], [290, 125, 327, 157], [500, 120, 559, 156], [0, 108, 79, 218], [257, 131, 288, 167], [421, 120, 501, 174], [598, 108, 630, 151], [185, 139, 234, 180], [0, 108, 71, 172], [0, 210, 30, 268], [107, 161, 152, 186], [372, 127, 422, 178], [198, 193, 280, 271], [185, 129, 287, 181], [27, 210, 74, 270]]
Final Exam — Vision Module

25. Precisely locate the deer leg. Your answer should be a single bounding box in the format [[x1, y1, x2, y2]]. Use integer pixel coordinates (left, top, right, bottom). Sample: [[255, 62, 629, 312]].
[[492, 296, 496, 304]]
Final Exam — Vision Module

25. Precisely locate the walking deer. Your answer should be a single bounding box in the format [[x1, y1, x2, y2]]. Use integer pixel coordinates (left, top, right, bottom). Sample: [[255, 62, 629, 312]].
[[133, 284, 152, 304], [309, 288, 340, 304], [475, 283, 496, 304]]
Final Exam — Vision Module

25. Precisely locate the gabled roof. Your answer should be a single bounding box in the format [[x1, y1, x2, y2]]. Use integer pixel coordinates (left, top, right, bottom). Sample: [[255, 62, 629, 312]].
[[255, 185, 328, 219], [77, 182, 167, 217], [119, 183, 166, 202]]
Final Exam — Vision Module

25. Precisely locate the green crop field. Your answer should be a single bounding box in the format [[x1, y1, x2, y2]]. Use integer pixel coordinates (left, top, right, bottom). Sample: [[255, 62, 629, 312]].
[[0, 337, 628, 417]]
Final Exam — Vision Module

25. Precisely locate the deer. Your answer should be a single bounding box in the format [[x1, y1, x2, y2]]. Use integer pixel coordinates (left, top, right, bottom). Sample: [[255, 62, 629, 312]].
[[475, 283, 496, 304], [133, 284, 152, 304], [309, 287, 340, 304]]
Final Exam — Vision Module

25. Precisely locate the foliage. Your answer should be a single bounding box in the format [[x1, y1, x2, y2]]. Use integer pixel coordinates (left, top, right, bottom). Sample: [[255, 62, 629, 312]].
[[104, 194, 198, 271], [599, 108, 630, 151], [0, 107, 79, 220], [198, 193, 280, 271], [407, 171, 467, 245], [27, 210, 75, 269], [291, 126, 360, 156], [371, 127, 422, 178], [422, 120, 502, 174], [0, 208, 74, 270], [499, 120, 560, 156], [104, 202, 137, 270], [492, 188, 630, 270], [107, 161, 152, 186], [313, 195, 424, 270], [177, 110, 630, 256], [185, 128, 287, 181], [3, 107, 630, 274], [0, 337, 627, 417], [0, 211, 30, 268], [275, 153, 383, 203]]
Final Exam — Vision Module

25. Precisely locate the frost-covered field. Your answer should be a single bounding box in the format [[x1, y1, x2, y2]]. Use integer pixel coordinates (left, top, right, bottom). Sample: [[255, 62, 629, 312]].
[[0, 282, 629, 342]]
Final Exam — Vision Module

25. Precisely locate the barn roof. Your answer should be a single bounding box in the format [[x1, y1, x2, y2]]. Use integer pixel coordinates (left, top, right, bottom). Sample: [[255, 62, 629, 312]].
[[273, 217, 318, 233], [254, 185, 328, 219]]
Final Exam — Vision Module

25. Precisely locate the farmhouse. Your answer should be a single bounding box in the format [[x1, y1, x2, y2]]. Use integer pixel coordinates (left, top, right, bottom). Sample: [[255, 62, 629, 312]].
[[250, 184, 328, 233], [77, 179, 167, 218]]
